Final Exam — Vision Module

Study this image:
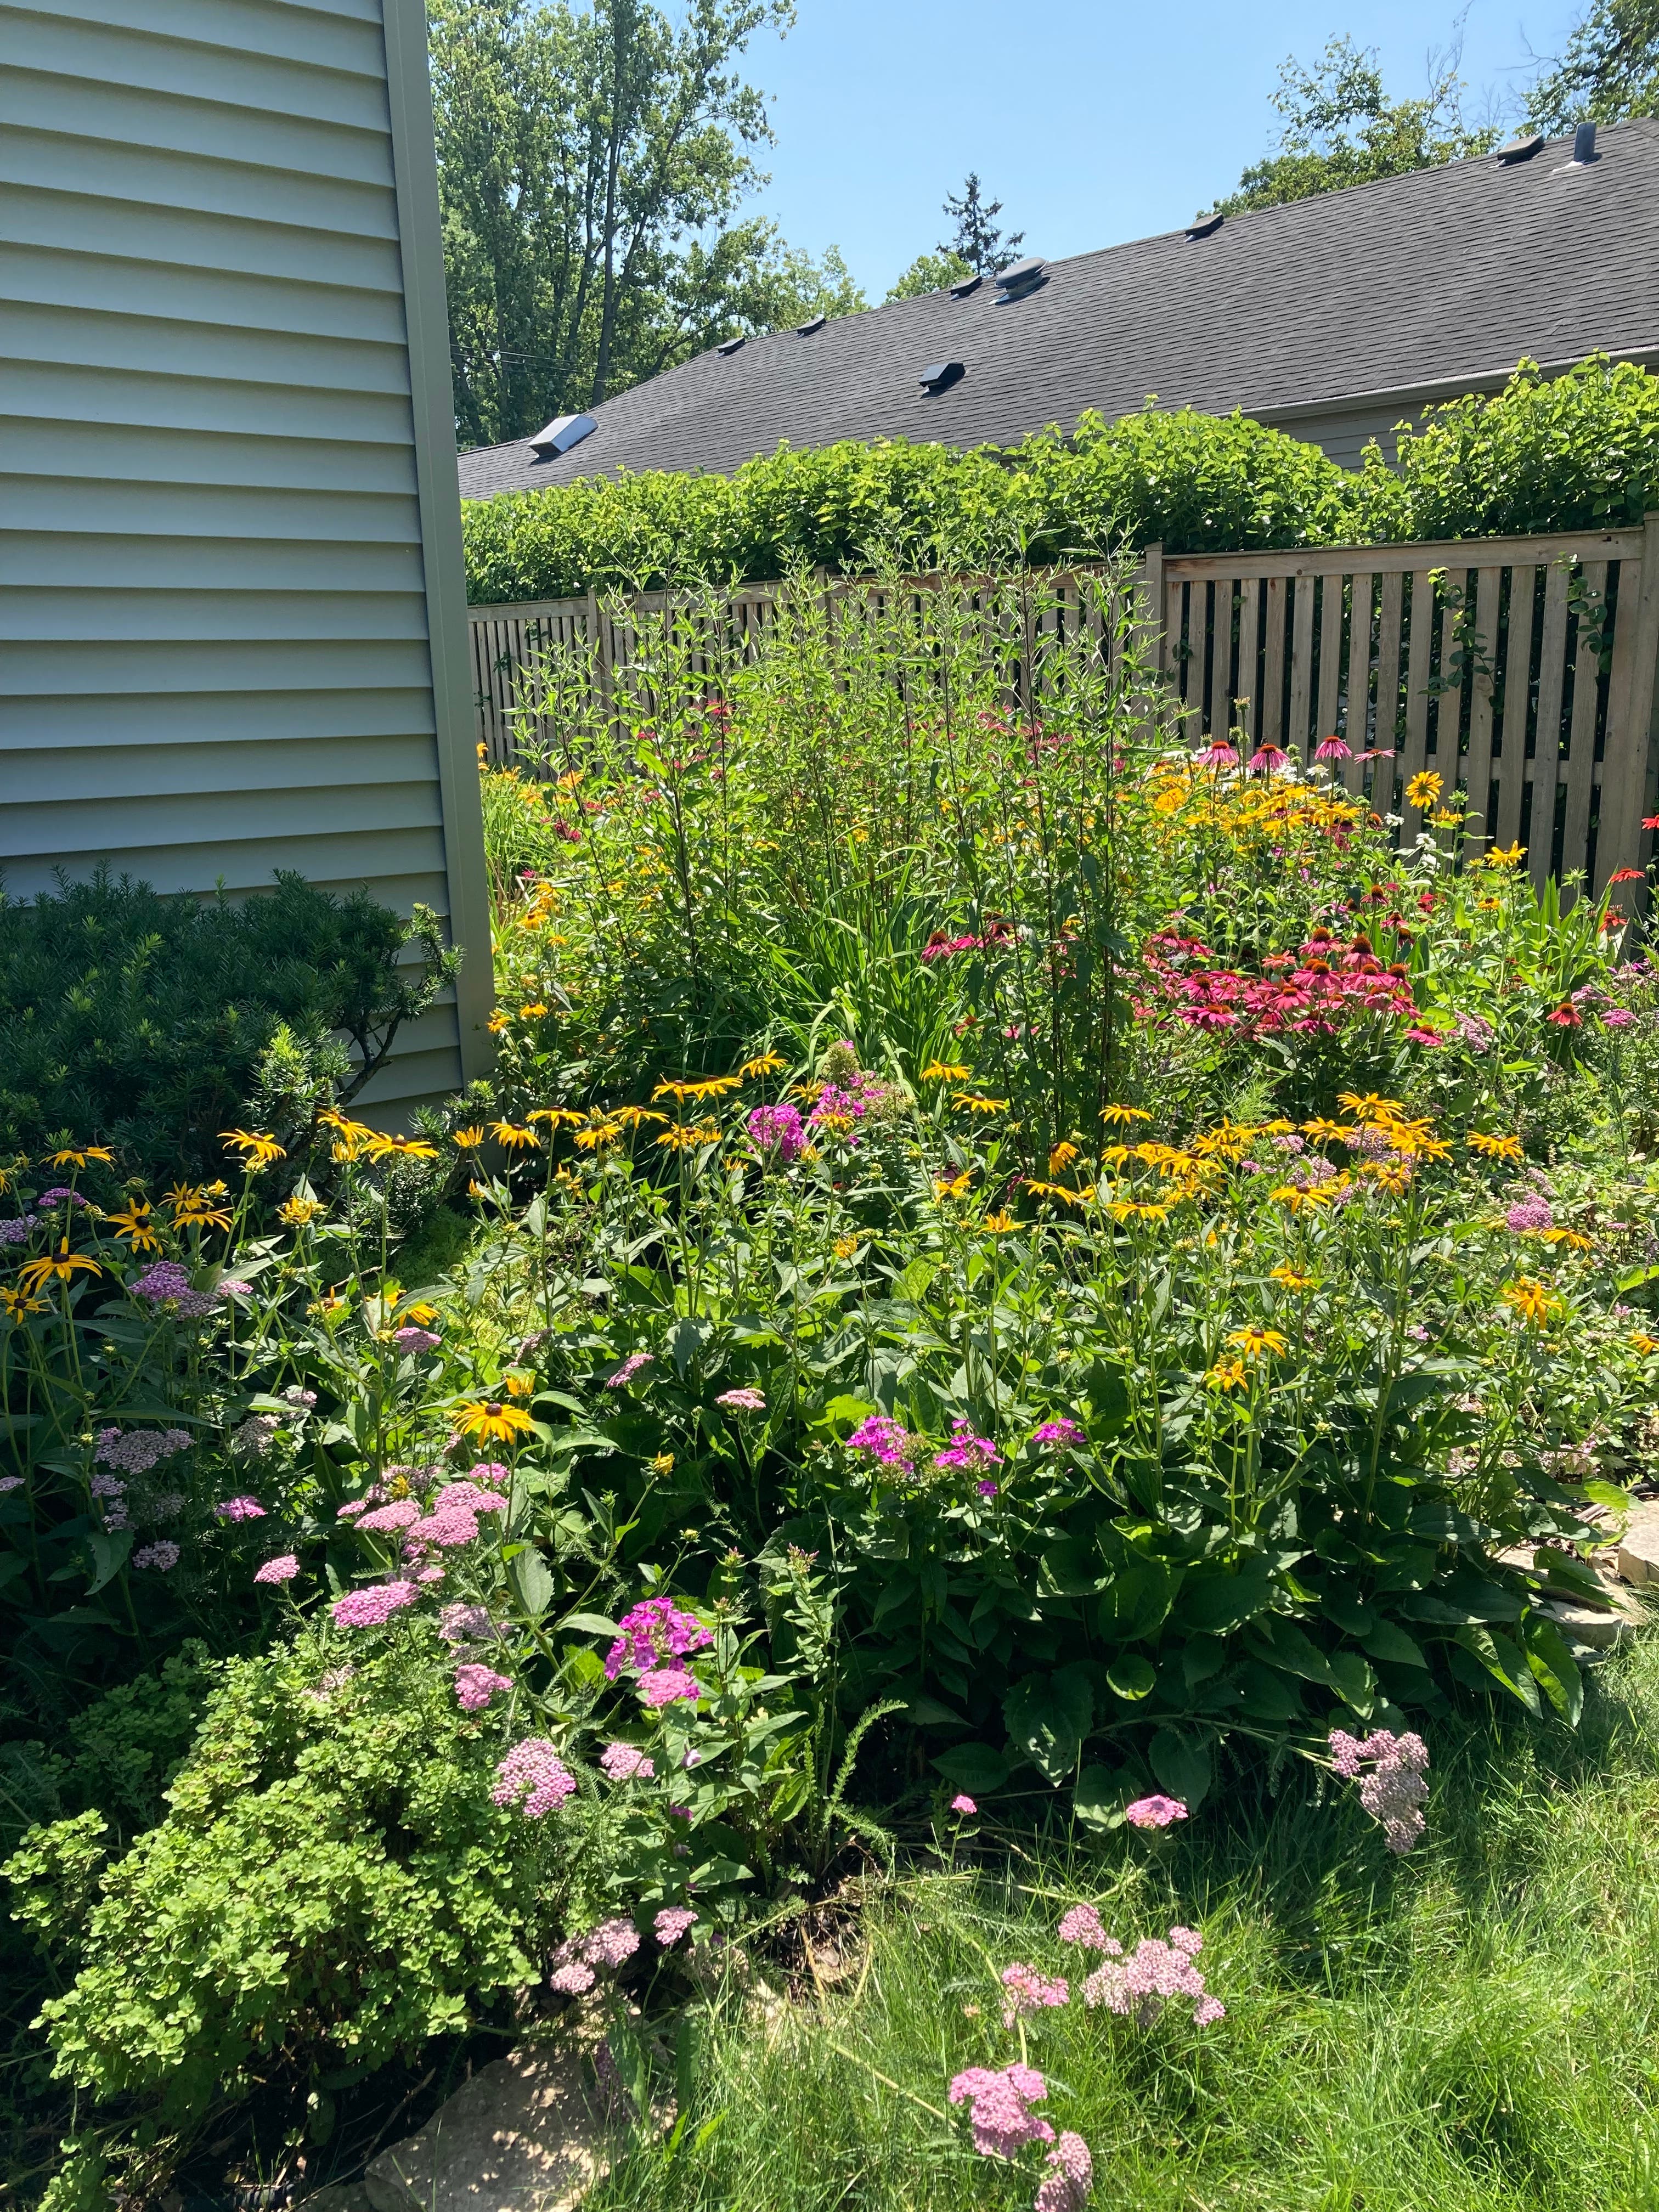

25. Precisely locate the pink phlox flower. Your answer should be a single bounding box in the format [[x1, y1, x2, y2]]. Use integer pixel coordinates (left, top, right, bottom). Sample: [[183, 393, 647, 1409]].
[[746, 1102, 805, 1160], [493, 1737, 577, 1817], [1080, 1928, 1221, 2025], [605, 1595, 713, 1679], [133, 1541, 180, 1571], [1035, 2132, 1094, 2212], [976, 1479, 999, 1497], [999, 1961, 1070, 2028], [948, 2064, 1054, 2159], [454, 1662, 514, 1711], [1328, 1728, 1429, 1852], [254, 1553, 300, 1584], [933, 1417, 1001, 1477], [654, 1905, 697, 1946], [331, 1579, 420, 1628], [1032, 1417, 1082, 1448], [357, 1500, 421, 1532], [213, 1494, 266, 1522], [605, 1351, 655, 1389], [638, 1666, 702, 1708], [1124, 1793, 1188, 1830], [950, 1793, 977, 1814], [600, 1741, 655, 1781], [845, 1412, 918, 1467], [715, 1386, 766, 1412]]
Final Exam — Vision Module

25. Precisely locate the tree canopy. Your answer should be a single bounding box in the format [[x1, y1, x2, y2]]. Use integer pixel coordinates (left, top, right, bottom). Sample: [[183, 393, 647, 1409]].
[[1526, 0, 1659, 129]]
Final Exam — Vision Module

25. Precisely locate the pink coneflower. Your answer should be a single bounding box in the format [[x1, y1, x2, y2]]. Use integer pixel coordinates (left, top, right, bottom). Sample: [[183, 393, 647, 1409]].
[[1124, 1793, 1188, 1830], [1313, 735, 1351, 760], [1195, 740, 1238, 770], [1248, 744, 1290, 774]]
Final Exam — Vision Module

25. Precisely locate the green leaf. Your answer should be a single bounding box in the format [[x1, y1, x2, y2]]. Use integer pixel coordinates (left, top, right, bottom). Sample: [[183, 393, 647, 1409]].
[[1149, 1725, 1212, 1809], [1359, 1618, 1430, 1670], [1004, 1669, 1092, 1782], [1523, 1613, 1583, 1725], [1453, 1623, 1542, 1714], [84, 1528, 133, 1595], [932, 1743, 1009, 1794], [559, 1609, 620, 1640], [895, 1257, 937, 1304], [1180, 1561, 1274, 1634], [1072, 1763, 1134, 1831], [1105, 1654, 1156, 1701], [510, 1547, 557, 1620]]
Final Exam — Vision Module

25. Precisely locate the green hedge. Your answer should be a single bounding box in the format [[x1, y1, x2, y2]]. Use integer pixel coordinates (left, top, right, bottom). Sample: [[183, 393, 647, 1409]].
[[461, 356, 1659, 605]]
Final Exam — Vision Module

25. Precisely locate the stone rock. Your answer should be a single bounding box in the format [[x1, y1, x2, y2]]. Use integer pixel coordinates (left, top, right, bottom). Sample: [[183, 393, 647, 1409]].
[[1539, 1589, 1642, 1649], [1616, 1504, 1659, 1588], [298, 2188, 375, 2212], [364, 2047, 643, 2212]]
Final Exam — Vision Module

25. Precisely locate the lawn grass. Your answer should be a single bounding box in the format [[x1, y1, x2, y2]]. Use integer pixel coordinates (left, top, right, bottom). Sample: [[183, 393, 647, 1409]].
[[594, 1630, 1659, 2211]]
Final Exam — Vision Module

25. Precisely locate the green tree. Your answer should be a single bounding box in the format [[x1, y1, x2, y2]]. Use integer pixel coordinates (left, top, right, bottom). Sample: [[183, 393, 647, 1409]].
[[1526, 0, 1659, 128], [1212, 32, 1497, 216], [885, 248, 973, 301], [431, 0, 862, 448], [939, 172, 1025, 273]]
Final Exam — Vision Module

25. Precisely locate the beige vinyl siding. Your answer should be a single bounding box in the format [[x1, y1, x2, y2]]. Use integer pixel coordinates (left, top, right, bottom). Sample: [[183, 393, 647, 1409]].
[[0, 0, 491, 1117]]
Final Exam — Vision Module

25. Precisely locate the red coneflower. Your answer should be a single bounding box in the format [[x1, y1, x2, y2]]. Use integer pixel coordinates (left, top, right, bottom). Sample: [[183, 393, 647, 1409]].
[[1545, 1003, 1583, 1028]]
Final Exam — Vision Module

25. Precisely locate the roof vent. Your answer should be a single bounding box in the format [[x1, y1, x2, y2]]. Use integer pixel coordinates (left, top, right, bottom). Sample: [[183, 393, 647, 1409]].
[[795, 312, 826, 336], [528, 412, 596, 459], [1572, 120, 1599, 163], [1496, 130, 1545, 163], [996, 254, 1047, 299], [1186, 211, 1223, 240], [919, 359, 965, 393], [716, 335, 746, 356], [949, 272, 982, 298]]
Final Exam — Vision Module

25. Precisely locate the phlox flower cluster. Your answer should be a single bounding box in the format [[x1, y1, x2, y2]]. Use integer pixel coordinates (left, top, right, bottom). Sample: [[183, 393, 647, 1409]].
[[129, 1262, 223, 1318], [947, 2063, 1054, 2159], [999, 1962, 1069, 2028], [745, 1102, 805, 1162], [933, 1417, 1001, 1482], [1329, 1728, 1430, 1853], [1035, 2133, 1093, 2212], [332, 1580, 420, 1628], [213, 1495, 266, 1522], [133, 1541, 180, 1571], [1032, 1417, 1082, 1448], [605, 1351, 654, 1389], [1076, 1924, 1223, 2026], [454, 1662, 514, 1711], [845, 1413, 918, 1469], [600, 1741, 655, 1781], [605, 1595, 713, 1680], [94, 1426, 191, 1473], [492, 1737, 577, 1818], [1137, 926, 1416, 1040]]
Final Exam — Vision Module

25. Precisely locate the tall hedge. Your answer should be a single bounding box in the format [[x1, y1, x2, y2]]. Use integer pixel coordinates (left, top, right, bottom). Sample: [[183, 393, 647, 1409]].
[[461, 356, 1659, 605]]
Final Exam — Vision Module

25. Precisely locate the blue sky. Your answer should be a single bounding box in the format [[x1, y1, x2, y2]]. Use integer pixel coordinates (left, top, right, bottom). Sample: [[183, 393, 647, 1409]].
[[745, 0, 1583, 297]]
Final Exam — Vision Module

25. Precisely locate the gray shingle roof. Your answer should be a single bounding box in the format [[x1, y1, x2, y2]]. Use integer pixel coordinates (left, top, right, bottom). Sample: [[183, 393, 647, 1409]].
[[458, 120, 1659, 501]]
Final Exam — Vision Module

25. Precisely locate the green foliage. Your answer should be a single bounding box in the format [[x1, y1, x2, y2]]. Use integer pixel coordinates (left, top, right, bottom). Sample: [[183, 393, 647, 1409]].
[[938, 172, 1024, 275], [884, 249, 973, 302], [463, 357, 1659, 604], [1213, 32, 1498, 216], [0, 871, 460, 1182], [1526, 0, 1659, 129], [1364, 353, 1659, 538], [5, 1625, 563, 2200]]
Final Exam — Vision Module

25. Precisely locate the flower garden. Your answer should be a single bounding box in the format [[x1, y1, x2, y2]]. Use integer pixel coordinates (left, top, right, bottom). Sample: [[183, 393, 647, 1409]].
[[4, 567, 1659, 2211]]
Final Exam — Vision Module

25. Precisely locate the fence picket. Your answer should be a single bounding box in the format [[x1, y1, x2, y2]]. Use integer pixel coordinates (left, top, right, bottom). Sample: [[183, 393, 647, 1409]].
[[1560, 558, 1608, 901], [1530, 560, 1573, 890], [1462, 565, 1503, 848]]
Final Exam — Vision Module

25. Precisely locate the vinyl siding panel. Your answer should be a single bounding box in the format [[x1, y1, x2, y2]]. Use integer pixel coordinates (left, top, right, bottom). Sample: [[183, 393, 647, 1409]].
[[0, 0, 492, 1114]]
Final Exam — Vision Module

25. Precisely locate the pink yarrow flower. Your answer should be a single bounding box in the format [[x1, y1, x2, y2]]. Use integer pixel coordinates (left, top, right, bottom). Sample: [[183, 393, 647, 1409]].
[[948, 2063, 1054, 2159], [654, 1905, 698, 1946], [393, 1326, 441, 1354], [638, 1666, 702, 1708], [1329, 1728, 1429, 1853], [1036, 2132, 1094, 2212], [493, 1737, 577, 1818], [213, 1494, 266, 1521], [1081, 1925, 1222, 2026], [715, 1386, 766, 1412], [133, 1541, 180, 1571], [356, 1499, 420, 1532], [999, 1962, 1070, 2028], [331, 1580, 420, 1628], [254, 1553, 300, 1585], [454, 1663, 514, 1711], [950, 1793, 977, 1815], [1125, 1793, 1188, 1830], [605, 1351, 654, 1389], [600, 1741, 656, 1781]]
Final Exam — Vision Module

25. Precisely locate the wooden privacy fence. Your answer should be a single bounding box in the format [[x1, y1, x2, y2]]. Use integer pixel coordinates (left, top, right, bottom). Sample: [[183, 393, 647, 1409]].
[[467, 516, 1659, 898]]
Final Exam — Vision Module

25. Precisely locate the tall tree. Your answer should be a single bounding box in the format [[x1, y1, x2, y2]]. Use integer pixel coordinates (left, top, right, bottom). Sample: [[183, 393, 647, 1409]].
[[1526, 0, 1659, 128], [430, 0, 863, 448], [1211, 32, 1497, 216], [885, 248, 973, 300], [939, 173, 1025, 274]]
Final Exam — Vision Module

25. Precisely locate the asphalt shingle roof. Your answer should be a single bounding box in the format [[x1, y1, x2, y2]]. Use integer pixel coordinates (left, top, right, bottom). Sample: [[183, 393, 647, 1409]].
[[458, 120, 1659, 501]]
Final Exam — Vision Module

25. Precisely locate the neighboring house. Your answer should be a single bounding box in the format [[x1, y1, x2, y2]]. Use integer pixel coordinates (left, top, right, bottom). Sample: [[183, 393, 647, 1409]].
[[458, 119, 1659, 501], [3, 0, 492, 1113]]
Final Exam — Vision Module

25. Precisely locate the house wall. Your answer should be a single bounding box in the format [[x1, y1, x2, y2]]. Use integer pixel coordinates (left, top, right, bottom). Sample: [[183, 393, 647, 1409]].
[[0, 0, 493, 1116]]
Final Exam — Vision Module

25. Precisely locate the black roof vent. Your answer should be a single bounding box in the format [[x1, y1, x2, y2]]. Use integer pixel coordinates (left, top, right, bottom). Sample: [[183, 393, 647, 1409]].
[[949, 271, 982, 298], [795, 312, 826, 336], [996, 254, 1047, 298], [528, 413, 596, 459], [1186, 211, 1224, 240], [1496, 130, 1545, 163], [918, 359, 965, 393], [716, 335, 746, 356], [1573, 120, 1599, 162]]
